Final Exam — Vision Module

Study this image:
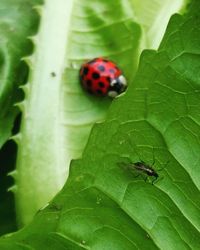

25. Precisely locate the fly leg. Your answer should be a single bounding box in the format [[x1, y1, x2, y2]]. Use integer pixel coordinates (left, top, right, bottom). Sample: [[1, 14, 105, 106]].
[[151, 176, 158, 185], [152, 175, 164, 184], [157, 160, 170, 172], [151, 147, 156, 166], [133, 173, 141, 178]]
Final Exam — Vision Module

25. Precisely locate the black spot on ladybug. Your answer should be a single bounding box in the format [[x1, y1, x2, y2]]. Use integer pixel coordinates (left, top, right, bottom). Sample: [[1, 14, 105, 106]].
[[109, 68, 115, 74], [98, 82, 105, 88], [92, 72, 100, 79], [96, 89, 103, 95], [86, 79, 92, 87], [106, 77, 111, 83], [97, 65, 105, 72], [83, 67, 89, 75]]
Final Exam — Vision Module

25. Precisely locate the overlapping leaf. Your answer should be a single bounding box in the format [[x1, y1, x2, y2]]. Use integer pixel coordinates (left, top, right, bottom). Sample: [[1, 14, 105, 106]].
[[0, 0, 42, 236], [0, 0, 42, 148], [14, 0, 141, 226], [130, 0, 188, 49]]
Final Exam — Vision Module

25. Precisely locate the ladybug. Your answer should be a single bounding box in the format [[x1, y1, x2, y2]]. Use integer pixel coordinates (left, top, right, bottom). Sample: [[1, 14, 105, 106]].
[[79, 58, 127, 98]]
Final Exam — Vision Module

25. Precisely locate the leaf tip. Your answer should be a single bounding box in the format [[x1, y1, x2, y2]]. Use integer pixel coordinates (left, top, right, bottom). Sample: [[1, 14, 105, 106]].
[[8, 170, 18, 180], [27, 35, 38, 45], [21, 56, 33, 68], [19, 84, 30, 96], [33, 5, 43, 15], [14, 101, 25, 112], [10, 133, 22, 144], [8, 185, 18, 193]]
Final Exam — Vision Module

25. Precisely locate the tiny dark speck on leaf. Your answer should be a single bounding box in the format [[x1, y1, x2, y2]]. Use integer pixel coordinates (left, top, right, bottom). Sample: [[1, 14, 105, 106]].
[[51, 72, 56, 77]]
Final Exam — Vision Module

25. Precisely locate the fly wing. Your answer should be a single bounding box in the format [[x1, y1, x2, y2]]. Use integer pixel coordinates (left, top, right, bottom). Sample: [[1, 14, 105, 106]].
[[118, 162, 133, 171], [118, 162, 139, 175], [134, 162, 146, 171]]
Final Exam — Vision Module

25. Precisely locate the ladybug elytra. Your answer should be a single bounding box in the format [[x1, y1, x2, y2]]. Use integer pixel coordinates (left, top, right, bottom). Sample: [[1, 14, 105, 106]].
[[80, 58, 127, 97]]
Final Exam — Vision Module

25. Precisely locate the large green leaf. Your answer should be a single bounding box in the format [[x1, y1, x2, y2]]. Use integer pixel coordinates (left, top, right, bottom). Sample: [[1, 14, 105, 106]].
[[14, 0, 141, 226], [1, 0, 200, 248], [0, 0, 42, 236], [14, 0, 187, 227]]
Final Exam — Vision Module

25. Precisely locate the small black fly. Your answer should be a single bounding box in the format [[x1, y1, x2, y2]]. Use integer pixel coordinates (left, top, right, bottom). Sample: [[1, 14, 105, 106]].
[[119, 160, 160, 184], [133, 161, 159, 184]]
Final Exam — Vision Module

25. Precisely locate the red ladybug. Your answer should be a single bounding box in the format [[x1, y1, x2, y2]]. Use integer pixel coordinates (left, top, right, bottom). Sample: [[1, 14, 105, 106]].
[[80, 58, 127, 97]]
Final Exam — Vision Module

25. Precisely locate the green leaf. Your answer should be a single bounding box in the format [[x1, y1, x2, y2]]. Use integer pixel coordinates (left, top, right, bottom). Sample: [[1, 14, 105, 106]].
[[129, 0, 189, 49], [0, 0, 42, 235], [0, 0, 42, 148], [1, 0, 200, 248], [14, 0, 141, 226]]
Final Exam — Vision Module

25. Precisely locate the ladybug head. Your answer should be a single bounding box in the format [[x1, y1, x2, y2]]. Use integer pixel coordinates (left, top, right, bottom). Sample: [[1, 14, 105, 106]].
[[108, 75, 127, 98]]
